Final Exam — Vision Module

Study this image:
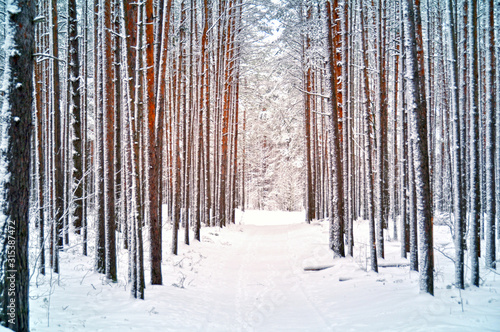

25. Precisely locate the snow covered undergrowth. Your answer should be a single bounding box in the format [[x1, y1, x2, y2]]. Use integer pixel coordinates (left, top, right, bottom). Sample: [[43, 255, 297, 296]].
[[29, 210, 500, 331]]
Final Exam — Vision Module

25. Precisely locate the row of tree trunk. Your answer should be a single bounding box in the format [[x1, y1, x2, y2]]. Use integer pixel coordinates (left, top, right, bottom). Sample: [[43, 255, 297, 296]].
[[298, 0, 499, 296], [27, 0, 244, 301]]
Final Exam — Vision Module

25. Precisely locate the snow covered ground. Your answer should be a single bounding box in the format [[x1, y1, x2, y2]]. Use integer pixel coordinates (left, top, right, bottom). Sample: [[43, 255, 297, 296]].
[[28, 210, 500, 331]]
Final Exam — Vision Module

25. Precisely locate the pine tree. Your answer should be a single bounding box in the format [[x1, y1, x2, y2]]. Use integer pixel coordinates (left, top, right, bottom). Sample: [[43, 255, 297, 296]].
[[50, 0, 63, 274], [469, 0, 480, 287], [326, 0, 345, 258], [103, 0, 117, 282], [375, 0, 388, 260], [484, 0, 496, 269], [360, 2, 377, 273], [0, 0, 35, 329], [304, 4, 315, 224], [446, 0, 465, 289], [403, 0, 434, 295], [68, 0, 83, 236]]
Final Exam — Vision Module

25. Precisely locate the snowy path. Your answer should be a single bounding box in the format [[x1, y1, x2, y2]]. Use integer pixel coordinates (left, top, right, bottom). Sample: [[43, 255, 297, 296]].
[[208, 224, 330, 330]]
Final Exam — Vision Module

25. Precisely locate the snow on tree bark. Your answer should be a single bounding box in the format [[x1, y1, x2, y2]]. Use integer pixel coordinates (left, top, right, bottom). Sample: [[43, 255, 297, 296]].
[[303, 4, 315, 224], [50, 0, 63, 273], [484, 0, 496, 269], [342, 0, 353, 257], [469, 0, 480, 287], [403, 0, 434, 295], [496, 0, 500, 241], [94, 0, 106, 275], [376, 0, 388, 260], [147, 0, 163, 286], [409, 143, 418, 271], [360, 3, 378, 273], [326, 1, 345, 258], [103, 0, 117, 283], [68, 0, 83, 236], [398, 0, 408, 260], [0, 0, 34, 329], [446, 0, 465, 289]]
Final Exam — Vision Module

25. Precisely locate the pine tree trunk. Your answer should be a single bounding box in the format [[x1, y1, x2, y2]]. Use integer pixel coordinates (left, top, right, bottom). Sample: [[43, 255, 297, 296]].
[[103, 0, 117, 282], [409, 143, 418, 271], [360, 4, 377, 273], [391, 1, 399, 241], [95, 0, 106, 275], [113, 0, 123, 249], [447, 0, 465, 289], [146, 0, 163, 285], [304, 5, 314, 223], [34, 12, 46, 274], [82, 0, 89, 256], [326, 1, 345, 258], [403, 0, 434, 295], [68, 0, 83, 236], [203, 0, 212, 227], [376, 0, 388, 259], [51, 0, 63, 273], [496, 0, 500, 241], [484, 0, 496, 269], [469, 0, 480, 287], [0, 1, 34, 329]]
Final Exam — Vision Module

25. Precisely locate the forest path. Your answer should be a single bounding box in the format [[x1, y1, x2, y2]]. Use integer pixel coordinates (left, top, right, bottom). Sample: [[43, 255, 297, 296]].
[[200, 219, 332, 331]]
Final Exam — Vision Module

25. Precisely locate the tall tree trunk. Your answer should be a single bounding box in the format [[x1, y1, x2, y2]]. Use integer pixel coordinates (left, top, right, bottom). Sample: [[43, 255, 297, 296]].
[[68, 0, 83, 236], [94, 0, 106, 275], [146, 0, 162, 286], [0, 1, 34, 329], [113, 0, 123, 250], [34, 8, 46, 274], [390, 0, 400, 241], [484, 0, 496, 269], [399, 23, 408, 259], [103, 0, 117, 282], [342, 0, 353, 257], [220, 0, 234, 228], [447, 0, 465, 289], [51, 0, 63, 273], [122, 0, 145, 298], [469, 0, 480, 287], [376, 0, 388, 259], [304, 5, 314, 223], [496, 0, 500, 242], [360, 3, 377, 273], [409, 143, 418, 271], [82, 0, 89, 257], [403, 0, 434, 295], [326, 1, 345, 258], [203, 0, 212, 228]]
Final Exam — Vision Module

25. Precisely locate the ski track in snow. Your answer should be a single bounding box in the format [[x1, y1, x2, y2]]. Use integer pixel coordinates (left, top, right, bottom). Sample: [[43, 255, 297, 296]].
[[230, 225, 330, 331], [28, 210, 500, 331]]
